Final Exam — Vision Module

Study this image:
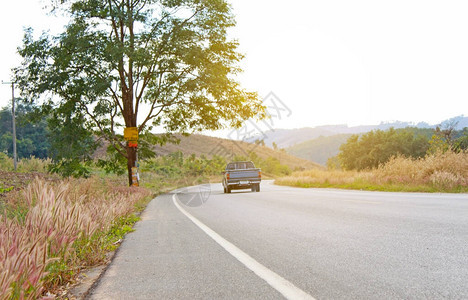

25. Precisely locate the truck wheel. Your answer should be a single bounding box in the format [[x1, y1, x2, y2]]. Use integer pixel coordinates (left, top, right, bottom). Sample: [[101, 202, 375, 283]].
[[223, 186, 227, 193], [227, 186, 231, 193], [251, 186, 256, 192], [256, 184, 260, 192]]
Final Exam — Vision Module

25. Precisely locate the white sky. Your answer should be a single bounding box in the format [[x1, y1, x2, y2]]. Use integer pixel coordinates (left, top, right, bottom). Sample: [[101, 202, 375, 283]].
[[1, 0, 467, 130]]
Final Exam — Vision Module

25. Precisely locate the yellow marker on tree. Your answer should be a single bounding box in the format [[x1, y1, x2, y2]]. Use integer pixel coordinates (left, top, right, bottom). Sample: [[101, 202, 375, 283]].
[[124, 127, 139, 141]]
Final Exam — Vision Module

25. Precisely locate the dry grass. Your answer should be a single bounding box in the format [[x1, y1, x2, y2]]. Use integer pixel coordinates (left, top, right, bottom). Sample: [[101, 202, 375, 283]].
[[375, 151, 468, 188], [0, 177, 151, 299], [276, 151, 468, 192], [278, 169, 371, 185]]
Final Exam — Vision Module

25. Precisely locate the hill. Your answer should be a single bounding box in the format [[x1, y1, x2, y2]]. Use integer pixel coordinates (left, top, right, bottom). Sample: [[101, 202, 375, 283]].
[[151, 134, 323, 170], [286, 134, 353, 166]]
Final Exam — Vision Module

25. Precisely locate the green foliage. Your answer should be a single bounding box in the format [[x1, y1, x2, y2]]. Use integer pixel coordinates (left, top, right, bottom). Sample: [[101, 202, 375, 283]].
[[141, 151, 227, 180], [73, 213, 140, 269], [326, 155, 341, 170], [247, 152, 291, 176], [434, 122, 458, 147], [46, 103, 99, 178], [428, 134, 450, 154], [263, 157, 291, 176], [454, 128, 468, 151], [0, 185, 14, 193], [254, 139, 265, 146], [0, 101, 99, 177], [428, 126, 468, 154], [48, 158, 92, 178], [104, 214, 140, 251], [44, 260, 75, 292], [0, 103, 50, 159], [0, 152, 11, 170], [337, 127, 430, 170], [15, 0, 265, 184], [96, 145, 128, 175]]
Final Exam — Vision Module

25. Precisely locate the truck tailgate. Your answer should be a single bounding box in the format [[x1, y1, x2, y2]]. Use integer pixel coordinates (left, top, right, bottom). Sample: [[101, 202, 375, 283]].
[[228, 169, 260, 179]]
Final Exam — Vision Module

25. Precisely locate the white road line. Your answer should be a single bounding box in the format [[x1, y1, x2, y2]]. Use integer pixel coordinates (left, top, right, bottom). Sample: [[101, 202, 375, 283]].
[[172, 194, 315, 300]]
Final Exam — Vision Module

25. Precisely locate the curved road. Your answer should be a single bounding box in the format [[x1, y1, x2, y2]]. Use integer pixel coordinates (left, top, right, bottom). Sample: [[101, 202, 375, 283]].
[[89, 181, 468, 299]]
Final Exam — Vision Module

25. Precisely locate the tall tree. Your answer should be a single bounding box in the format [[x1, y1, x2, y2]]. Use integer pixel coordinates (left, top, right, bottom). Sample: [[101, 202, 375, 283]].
[[15, 0, 264, 185]]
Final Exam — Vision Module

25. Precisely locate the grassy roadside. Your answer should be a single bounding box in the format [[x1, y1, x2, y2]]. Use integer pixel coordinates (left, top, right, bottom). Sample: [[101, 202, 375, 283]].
[[0, 162, 222, 299], [276, 151, 468, 193], [0, 176, 153, 299]]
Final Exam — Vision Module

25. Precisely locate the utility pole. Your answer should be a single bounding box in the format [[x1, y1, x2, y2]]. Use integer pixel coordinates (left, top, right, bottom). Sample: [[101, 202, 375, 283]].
[[2, 81, 17, 171]]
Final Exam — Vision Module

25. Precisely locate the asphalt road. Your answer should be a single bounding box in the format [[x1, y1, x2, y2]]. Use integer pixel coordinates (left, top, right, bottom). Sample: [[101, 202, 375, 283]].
[[89, 181, 468, 299]]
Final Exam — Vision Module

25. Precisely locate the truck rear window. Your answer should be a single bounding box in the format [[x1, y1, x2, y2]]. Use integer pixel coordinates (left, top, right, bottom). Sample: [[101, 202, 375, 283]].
[[227, 162, 254, 170]]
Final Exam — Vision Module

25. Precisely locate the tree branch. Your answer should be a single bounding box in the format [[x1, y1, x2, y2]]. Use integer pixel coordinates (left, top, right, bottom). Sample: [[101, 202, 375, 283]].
[[78, 101, 127, 158]]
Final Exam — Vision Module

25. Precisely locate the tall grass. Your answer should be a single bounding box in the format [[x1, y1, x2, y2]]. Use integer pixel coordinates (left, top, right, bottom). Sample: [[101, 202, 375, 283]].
[[0, 216, 50, 299], [276, 151, 468, 192], [0, 153, 50, 173], [375, 151, 468, 189], [0, 177, 151, 298]]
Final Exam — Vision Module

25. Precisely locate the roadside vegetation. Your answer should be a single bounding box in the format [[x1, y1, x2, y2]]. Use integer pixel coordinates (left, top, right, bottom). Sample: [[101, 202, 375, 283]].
[[277, 150, 468, 192], [0, 147, 296, 298], [277, 126, 468, 193], [0, 175, 151, 299]]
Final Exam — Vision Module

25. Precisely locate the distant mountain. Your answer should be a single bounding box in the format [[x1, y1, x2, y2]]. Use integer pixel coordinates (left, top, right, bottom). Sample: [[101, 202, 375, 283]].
[[440, 115, 468, 129], [250, 115, 467, 148], [286, 134, 353, 166]]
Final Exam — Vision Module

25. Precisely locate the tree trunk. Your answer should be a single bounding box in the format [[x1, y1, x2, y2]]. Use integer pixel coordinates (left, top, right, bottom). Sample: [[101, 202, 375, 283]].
[[127, 146, 137, 186], [121, 77, 136, 186]]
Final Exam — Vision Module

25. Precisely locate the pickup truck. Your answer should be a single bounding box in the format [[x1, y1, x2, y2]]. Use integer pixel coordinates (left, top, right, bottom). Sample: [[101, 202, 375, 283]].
[[222, 161, 261, 193]]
